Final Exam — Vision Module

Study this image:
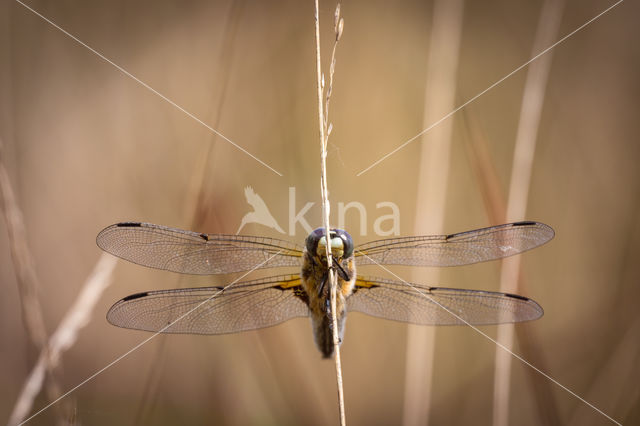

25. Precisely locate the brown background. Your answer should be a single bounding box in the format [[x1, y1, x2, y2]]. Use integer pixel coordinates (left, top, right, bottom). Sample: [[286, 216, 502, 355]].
[[1, 0, 639, 424]]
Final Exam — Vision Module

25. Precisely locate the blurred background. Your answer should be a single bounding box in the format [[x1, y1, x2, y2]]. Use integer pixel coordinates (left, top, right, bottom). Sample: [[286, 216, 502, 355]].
[[1, 0, 638, 424]]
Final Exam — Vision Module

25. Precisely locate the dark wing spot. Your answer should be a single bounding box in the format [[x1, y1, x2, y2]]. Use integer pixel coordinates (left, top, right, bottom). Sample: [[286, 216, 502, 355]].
[[200, 233, 209, 241], [504, 293, 529, 301], [117, 222, 142, 227], [511, 221, 537, 226], [122, 292, 148, 301]]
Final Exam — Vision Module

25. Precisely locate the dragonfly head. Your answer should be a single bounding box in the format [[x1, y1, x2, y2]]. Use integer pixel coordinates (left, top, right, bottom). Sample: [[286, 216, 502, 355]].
[[306, 228, 354, 261]]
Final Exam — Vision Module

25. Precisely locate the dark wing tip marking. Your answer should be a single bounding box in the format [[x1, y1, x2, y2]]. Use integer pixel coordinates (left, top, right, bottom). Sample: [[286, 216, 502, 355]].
[[121, 292, 148, 301], [504, 292, 544, 320], [199, 233, 209, 241], [116, 222, 142, 227], [504, 292, 529, 301], [511, 221, 537, 226], [511, 221, 556, 239]]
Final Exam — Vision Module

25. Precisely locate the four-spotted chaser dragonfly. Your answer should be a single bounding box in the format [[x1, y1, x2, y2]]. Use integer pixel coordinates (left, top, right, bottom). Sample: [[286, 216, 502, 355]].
[[97, 221, 554, 357]]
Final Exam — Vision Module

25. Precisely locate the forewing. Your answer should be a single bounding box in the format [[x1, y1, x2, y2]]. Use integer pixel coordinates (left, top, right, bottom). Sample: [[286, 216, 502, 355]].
[[355, 221, 554, 267], [107, 275, 309, 334], [97, 222, 303, 275], [347, 277, 543, 325]]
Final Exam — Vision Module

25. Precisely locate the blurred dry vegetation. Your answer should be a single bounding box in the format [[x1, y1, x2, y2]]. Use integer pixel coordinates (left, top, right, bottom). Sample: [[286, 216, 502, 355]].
[[1, 0, 639, 425]]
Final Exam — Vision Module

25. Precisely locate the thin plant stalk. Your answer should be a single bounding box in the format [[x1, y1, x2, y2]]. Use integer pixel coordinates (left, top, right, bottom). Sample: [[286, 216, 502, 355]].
[[9, 254, 117, 426], [461, 111, 560, 423], [314, 1, 346, 425], [183, 0, 246, 230], [0, 137, 68, 425], [137, 1, 292, 422], [492, 1, 564, 425], [2, 136, 116, 425], [402, 1, 464, 424]]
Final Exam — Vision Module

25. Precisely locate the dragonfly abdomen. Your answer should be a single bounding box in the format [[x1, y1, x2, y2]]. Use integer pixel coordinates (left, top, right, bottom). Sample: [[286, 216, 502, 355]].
[[312, 305, 346, 358], [301, 247, 356, 357]]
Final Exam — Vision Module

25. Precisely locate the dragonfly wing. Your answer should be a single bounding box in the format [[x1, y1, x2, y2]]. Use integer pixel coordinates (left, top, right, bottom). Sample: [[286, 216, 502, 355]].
[[97, 222, 303, 275], [107, 275, 309, 334], [355, 221, 554, 267], [347, 277, 543, 325]]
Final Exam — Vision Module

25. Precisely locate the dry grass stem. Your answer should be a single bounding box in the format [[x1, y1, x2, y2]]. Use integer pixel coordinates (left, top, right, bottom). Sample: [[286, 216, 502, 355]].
[[402, 1, 464, 424], [323, 3, 343, 143], [0, 137, 68, 425], [0, 139, 47, 355], [138, 2, 296, 421], [184, 0, 246, 231], [492, 1, 564, 425], [461, 114, 506, 223], [2, 136, 115, 425], [461, 112, 561, 423], [10, 253, 117, 426], [314, 1, 346, 425]]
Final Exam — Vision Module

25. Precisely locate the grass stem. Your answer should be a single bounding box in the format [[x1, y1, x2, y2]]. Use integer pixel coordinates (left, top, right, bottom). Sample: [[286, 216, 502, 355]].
[[313, 1, 346, 424]]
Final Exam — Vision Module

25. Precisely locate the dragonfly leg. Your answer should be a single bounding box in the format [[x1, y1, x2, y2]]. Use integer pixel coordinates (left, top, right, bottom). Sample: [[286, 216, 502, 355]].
[[333, 261, 352, 281]]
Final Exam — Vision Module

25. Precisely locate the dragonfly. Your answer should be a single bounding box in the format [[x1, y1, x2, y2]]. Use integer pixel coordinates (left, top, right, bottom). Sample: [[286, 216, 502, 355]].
[[97, 221, 554, 358]]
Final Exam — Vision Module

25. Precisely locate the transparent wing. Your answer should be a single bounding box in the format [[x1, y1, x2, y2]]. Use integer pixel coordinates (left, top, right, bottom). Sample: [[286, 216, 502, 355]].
[[97, 222, 303, 275], [107, 275, 309, 334], [355, 221, 554, 267], [347, 277, 543, 325]]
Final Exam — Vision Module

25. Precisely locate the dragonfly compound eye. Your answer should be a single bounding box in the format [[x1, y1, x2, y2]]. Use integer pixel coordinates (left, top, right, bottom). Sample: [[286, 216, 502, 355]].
[[306, 227, 326, 255], [334, 229, 354, 258]]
